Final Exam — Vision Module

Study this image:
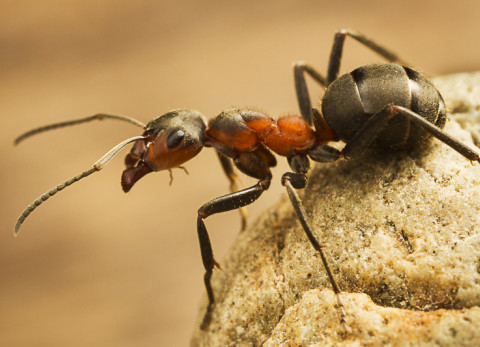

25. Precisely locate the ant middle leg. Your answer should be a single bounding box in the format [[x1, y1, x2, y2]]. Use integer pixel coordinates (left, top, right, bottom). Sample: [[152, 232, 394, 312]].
[[293, 62, 327, 126], [281, 154, 347, 331], [294, 30, 410, 128], [327, 29, 409, 85]]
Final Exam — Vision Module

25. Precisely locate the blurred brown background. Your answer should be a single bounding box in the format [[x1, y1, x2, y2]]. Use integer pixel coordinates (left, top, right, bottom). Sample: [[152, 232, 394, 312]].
[[1, 0, 479, 346]]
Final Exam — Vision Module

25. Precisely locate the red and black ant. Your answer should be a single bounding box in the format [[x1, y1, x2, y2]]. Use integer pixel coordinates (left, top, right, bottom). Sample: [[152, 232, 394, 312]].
[[14, 30, 480, 331]]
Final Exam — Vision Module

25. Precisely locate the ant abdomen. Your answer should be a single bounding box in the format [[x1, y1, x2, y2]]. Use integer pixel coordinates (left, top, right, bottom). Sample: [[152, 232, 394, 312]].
[[322, 63, 447, 149]]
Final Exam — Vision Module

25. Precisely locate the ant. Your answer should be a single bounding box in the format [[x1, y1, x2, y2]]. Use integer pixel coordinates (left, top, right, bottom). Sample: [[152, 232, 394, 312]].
[[14, 29, 480, 331]]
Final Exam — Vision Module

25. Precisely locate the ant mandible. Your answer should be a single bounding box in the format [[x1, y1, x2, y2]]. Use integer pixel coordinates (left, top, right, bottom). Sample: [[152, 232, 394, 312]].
[[14, 29, 480, 331]]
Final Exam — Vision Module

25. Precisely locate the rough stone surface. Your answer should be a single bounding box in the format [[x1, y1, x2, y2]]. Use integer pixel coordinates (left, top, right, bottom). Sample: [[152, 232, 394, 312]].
[[191, 72, 480, 346], [436, 72, 480, 145]]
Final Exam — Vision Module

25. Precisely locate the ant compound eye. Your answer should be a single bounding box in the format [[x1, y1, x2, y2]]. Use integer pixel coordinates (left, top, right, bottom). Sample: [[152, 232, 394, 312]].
[[166, 129, 185, 149]]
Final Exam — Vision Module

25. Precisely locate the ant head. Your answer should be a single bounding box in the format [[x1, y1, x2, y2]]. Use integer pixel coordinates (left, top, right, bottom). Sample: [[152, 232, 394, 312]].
[[13, 110, 207, 234], [144, 109, 208, 170], [121, 109, 207, 192]]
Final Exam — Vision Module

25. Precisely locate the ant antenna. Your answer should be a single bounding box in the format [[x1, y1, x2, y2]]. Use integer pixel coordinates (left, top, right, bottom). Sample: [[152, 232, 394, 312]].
[[14, 114, 146, 145], [14, 135, 145, 236]]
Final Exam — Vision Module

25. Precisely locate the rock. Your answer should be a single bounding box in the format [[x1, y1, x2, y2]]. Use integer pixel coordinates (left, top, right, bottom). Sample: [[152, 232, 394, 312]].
[[191, 72, 480, 346], [435, 72, 480, 145]]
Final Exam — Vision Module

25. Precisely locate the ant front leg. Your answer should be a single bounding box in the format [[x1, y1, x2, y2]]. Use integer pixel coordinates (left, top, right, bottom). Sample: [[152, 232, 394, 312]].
[[215, 151, 248, 230], [197, 176, 271, 329], [281, 154, 348, 331], [198, 150, 273, 329], [327, 29, 409, 85]]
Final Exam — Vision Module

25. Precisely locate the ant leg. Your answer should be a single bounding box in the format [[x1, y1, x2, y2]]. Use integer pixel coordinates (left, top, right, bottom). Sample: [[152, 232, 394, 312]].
[[293, 62, 327, 126], [198, 175, 271, 329], [327, 29, 409, 85], [216, 151, 248, 230], [391, 106, 480, 161], [341, 106, 399, 158], [342, 105, 480, 162], [281, 168, 348, 331]]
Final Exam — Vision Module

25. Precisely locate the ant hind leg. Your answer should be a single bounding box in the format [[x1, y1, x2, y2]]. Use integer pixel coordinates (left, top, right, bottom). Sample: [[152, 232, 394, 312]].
[[341, 105, 480, 162], [327, 29, 410, 85]]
